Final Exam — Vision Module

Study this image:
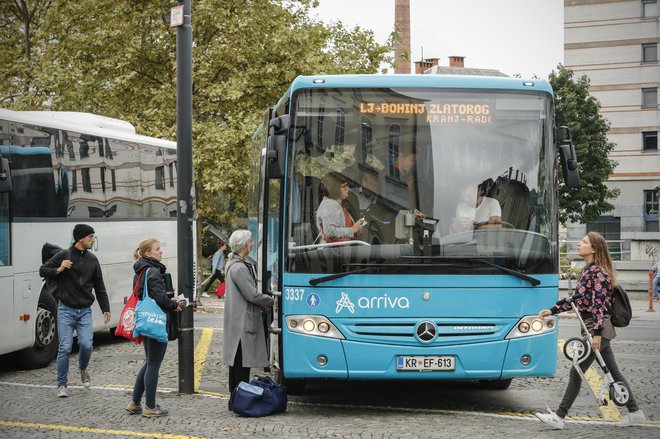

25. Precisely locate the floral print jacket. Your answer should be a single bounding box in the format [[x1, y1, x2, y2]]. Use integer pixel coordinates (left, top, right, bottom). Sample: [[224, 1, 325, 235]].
[[551, 263, 612, 335]]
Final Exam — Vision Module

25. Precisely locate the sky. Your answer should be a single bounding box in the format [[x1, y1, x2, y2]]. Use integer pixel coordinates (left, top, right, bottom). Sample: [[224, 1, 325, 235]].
[[311, 0, 564, 79]]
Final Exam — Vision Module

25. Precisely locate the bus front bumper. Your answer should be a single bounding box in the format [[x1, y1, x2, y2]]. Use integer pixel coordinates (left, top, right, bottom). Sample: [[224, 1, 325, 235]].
[[282, 331, 557, 380]]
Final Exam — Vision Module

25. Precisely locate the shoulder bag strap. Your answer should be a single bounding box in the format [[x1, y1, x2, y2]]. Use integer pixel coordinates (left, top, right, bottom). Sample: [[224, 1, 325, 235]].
[[141, 268, 152, 299], [133, 268, 148, 299]]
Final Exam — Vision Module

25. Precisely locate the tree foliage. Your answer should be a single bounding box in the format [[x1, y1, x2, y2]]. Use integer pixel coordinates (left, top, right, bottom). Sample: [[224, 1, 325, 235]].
[[550, 65, 619, 224], [0, 0, 393, 229]]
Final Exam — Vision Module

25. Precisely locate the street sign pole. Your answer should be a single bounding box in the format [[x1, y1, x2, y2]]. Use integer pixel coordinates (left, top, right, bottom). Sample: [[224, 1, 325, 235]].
[[174, 0, 195, 394]]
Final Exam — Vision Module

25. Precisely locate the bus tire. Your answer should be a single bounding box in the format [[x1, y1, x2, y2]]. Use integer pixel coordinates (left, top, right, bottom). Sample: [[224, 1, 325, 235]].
[[274, 369, 306, 394], [283, 378, 306, 394], [478, 378, 513, 390], [15, 291, 58, 369]]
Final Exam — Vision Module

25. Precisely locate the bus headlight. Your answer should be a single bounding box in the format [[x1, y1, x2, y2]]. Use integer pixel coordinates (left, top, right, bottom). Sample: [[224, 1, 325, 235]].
[[506, 315, 557, 339], [302, 319, 316, 332], [286, 315, 345, 339]]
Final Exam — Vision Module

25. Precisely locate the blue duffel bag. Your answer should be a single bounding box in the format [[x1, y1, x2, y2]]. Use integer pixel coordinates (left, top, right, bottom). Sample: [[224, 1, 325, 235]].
[[230, 376, 287, 417]]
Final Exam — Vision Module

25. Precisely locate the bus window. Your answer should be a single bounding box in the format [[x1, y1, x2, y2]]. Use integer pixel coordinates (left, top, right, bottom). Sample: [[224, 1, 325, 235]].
[[286, 88, 556, 275], [0, 192, 9, 266]]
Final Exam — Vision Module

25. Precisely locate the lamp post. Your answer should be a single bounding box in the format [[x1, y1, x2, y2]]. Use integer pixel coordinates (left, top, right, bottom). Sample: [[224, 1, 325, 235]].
[[173, 0, 194, 394]]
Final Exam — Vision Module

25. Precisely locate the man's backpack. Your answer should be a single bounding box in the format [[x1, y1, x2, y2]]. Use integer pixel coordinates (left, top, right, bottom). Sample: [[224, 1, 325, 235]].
[[610, 285, 632, 327], [41, 242, 67, 300]]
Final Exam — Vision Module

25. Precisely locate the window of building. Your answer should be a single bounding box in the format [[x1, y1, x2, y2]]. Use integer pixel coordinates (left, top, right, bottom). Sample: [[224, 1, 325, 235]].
[[643, 131, 658, 151], [316, 103, 325, 150], [81, 168, 92, 192], [388, 124, 401, 179], [643, 0, 658, 18], [643, 43, 657, 62], [360, 117, 373, 164], [334, 107, 345, 147], [644, 189, 659, 232], [586, 216, 622, 259], [155, 166, 165, 190], [100, 167, 106, 193], [642, 87, 658, 108]]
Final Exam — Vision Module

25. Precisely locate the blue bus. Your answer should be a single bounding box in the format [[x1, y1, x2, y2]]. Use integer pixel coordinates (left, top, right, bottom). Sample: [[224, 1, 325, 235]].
[[248, 74, 579, 391]]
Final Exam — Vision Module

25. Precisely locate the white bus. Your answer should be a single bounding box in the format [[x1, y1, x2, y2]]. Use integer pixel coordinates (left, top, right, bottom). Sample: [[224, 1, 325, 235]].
[[0, 109, 178, 368]]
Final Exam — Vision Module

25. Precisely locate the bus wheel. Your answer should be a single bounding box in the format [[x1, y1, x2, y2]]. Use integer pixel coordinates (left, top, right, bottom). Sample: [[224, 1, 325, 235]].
[[15, 291, 58, 369], [478, 378, 513, 390], [274, 369, 306, 394]]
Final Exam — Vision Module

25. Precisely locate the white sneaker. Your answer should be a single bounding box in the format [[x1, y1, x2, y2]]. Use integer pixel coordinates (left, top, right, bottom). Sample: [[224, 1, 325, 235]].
[[534, 408, 565, 430], [619, 410, 646, 426], [57, 385, 68, 398], [201, 293, 211, 298]]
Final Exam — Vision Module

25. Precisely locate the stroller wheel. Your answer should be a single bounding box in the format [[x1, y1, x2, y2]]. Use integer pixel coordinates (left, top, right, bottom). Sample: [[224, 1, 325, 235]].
[[563, 337, 590, 362], [610, 381, 630, 406]]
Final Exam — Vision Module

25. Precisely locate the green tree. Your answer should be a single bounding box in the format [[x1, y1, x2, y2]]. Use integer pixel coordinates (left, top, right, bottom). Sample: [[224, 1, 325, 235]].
[[0, 0, 393, 230], [550, 64, 619, 224]]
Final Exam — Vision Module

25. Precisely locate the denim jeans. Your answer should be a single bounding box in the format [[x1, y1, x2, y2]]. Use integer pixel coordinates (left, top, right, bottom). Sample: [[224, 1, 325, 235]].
[[56, 303, 93, 387], [653, 276, 660, 299], [132, 336, 168, 409], [556, 337, 638, 418]]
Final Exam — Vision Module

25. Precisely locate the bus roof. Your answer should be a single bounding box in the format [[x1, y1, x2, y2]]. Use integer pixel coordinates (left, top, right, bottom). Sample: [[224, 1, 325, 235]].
[[288, 74, 554, 96], [0, 109, 177, 150]]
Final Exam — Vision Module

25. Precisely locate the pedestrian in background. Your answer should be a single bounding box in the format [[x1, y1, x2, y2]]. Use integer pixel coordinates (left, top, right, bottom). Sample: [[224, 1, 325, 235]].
[[202, 240, 227, 298], [534, 232, 646, 429], [39, 224, 110, 398], [126, 237, 181, 417], [652, 259, 660, 301], [222, 230, 274, 409]]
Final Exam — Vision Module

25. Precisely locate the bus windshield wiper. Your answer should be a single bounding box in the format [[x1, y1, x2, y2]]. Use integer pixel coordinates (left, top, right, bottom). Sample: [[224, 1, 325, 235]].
[[398, 256, 540, 286], [309, 267, 371, 286], [477, 259, 540, 286]]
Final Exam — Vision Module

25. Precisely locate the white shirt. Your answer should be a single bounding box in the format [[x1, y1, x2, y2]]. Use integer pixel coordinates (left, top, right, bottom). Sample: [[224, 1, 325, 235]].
[[456, 197, 502, 223]]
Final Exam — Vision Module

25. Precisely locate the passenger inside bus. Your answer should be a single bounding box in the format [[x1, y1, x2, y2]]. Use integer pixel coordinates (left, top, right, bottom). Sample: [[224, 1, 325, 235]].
[[315, 172, 366, 243], [451, 179, 502, 232], [390, 150, 424, 220]]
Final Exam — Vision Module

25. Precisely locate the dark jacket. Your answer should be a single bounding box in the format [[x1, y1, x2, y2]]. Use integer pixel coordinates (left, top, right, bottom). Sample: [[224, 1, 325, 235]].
[[39, 246, 109, 312], [133, 257, 176, 313]]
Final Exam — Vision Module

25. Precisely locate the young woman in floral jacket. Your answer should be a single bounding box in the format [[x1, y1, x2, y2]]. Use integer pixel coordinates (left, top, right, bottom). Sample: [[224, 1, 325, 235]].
[[534, 232, 645, 429]]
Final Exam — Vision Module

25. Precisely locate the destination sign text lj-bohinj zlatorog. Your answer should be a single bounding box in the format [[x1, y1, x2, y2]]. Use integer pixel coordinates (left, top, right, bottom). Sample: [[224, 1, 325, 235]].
[[359, 102, 492, 124]]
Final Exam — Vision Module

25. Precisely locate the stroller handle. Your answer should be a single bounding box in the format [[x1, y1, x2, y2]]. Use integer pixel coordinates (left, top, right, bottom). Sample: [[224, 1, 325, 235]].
[[556, 291, 583, 306]]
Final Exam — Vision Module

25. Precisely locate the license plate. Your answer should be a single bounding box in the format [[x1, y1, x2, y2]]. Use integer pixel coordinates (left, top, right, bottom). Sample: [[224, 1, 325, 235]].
[[396, 355, 455, 371]]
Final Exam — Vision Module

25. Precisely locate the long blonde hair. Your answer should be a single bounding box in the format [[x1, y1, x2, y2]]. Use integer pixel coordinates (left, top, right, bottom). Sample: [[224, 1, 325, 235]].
[[586, 231, 617, 287], [134, 237, 159, 261]]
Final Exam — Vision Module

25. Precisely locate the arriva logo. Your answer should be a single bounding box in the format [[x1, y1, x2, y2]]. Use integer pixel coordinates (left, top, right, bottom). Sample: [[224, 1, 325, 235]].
[[335, 292, 410, 314]]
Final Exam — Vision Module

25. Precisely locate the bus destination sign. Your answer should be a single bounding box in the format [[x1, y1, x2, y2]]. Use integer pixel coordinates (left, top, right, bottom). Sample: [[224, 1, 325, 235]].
[[359, 102, 492, 124]]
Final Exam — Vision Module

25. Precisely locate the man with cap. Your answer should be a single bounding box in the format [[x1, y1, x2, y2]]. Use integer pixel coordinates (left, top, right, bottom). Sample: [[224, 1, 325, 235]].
[[39, 224, 110, 398]]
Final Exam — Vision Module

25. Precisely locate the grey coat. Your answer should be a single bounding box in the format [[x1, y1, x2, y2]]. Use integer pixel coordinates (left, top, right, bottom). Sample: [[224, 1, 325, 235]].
[[222, 254, 274, 368], [316, 197, 354, 241]]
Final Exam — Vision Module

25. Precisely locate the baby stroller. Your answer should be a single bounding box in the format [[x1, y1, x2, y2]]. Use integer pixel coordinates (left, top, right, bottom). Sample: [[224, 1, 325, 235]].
[[559, 291, 630, 407]]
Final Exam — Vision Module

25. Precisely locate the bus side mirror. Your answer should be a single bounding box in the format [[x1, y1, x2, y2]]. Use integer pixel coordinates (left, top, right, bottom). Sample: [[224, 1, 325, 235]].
[[557, 126, 580, 188], [266, 115, 290, 179], [0, 157, 12, 193]]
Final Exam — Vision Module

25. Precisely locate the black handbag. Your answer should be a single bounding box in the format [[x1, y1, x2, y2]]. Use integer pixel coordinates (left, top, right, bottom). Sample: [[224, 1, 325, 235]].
[[163, 273, 179, 341]]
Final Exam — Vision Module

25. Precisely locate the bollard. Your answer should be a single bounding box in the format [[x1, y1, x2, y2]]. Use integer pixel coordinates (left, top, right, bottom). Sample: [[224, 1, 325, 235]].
[[648, 269, 655, 312]]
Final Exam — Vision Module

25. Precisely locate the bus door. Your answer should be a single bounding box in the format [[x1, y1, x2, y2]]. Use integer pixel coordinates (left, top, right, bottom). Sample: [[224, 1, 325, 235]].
[[0, 155, 14, 353], [258, 110, 289, 371]]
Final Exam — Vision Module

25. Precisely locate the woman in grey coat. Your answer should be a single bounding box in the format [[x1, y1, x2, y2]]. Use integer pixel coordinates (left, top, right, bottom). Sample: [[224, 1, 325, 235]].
[[223, 230, 274, 407], [316, 172, 366, 243]]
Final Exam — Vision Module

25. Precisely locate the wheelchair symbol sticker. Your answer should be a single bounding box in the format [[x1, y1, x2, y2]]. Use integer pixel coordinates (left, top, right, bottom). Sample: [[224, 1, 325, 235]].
[[307, 293, 320, 308]]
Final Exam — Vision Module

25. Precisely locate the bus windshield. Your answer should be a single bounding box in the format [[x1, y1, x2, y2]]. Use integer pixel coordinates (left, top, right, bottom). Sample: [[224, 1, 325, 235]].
[[286, 87, 556, 275]]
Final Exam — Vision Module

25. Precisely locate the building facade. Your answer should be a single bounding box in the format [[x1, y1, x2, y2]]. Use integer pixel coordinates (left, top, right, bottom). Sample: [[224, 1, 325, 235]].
[[564, 0, 659, 269]]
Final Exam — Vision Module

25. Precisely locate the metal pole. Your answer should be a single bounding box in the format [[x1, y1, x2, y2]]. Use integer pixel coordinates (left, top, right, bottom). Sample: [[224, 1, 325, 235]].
[[176, 0, 195, 394]]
